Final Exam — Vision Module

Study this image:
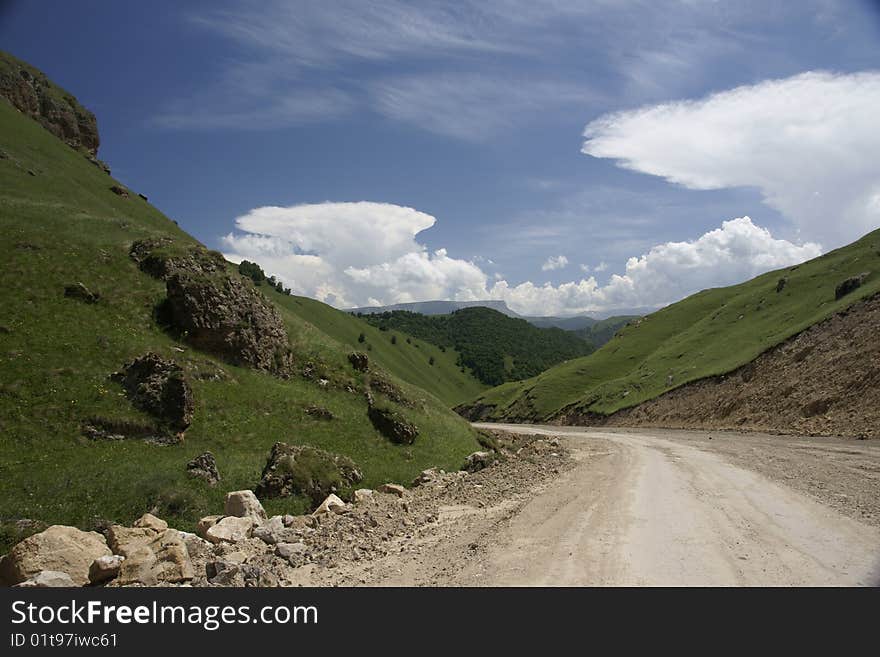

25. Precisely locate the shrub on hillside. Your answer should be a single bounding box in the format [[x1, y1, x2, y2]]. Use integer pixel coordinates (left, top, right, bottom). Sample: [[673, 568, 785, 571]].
[[238, 260, 265, 285]]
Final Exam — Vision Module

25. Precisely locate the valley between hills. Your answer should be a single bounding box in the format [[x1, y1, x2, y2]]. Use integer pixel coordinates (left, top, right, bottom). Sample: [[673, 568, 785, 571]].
[[1, 50, 878, 588]]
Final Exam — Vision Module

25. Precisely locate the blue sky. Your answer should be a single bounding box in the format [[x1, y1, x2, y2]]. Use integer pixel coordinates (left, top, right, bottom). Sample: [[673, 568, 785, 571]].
[[2, 1, 879, 314]]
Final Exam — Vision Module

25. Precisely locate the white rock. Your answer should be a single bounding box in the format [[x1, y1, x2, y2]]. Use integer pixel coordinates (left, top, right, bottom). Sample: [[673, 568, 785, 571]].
[[205, 516, 254, 544], [224, 490, 267, 521], [88, 555, 125, 584], [353, 488, 375, 504], [313, 493, 347, 515]]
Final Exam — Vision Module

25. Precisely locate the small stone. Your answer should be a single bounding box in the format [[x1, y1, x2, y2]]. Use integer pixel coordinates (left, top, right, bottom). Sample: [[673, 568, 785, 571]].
[[186, 452, 220, 485], [462, 451, 495, 473], [196, 515, 223, 539], [353, 488, 375, 504], [275, 542, 307, 560], [64, 282, 100, 304], [88, 555, 125, 584], [378, 483, 406, 497], [313, 493, 347, 515], [411, 469, 439, 487]]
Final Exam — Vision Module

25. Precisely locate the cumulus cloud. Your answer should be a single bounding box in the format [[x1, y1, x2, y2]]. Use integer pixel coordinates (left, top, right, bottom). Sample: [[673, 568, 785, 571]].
[[582, 71, 880, 248], [541, 255, 569, 271], [490, 217, 820, 315], [222, 202, 440, 307], [222, 203, 820, 315]]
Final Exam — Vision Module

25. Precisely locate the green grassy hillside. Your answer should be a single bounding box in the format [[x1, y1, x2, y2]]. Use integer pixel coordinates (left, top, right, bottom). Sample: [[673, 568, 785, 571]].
[[0, 92, 482, 551], [572, 315, 639, 347], [275, 295, 486, 406], [463, 232, 880, 421], [358, 307, 595, 386]]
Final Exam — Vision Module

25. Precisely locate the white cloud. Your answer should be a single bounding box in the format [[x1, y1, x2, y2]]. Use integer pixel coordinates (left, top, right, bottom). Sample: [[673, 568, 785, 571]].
[[489, 217, 821, 315], [594, 262, 608, 272], [582, 71, 880, 247], [222, 203, 820, 315], [541, 255, 569, 271], [579, 264, 590, 273]]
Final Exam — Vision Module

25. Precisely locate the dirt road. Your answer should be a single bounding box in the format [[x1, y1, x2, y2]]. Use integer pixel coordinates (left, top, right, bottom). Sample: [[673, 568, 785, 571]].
[[458, 424, 880, 586]]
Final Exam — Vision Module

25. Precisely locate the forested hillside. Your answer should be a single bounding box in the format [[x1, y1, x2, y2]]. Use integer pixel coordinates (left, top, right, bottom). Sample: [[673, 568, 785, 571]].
[[358, 307, 594, 386]]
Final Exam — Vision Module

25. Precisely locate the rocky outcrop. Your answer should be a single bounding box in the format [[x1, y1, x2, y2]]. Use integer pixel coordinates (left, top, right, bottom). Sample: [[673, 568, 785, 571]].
[[254, 442, 362, 506], [305, 405, 334, 420], [0, 51, 99, 155], [128, 238, 226, 281], [63, 282, 100, 304], [186, 451, 220, 485], [368, 376, 411, 406], [128, 239, 294, 375], [348, 352, 369, 372], [368, 405, 419, 444], [166, 272, 294, 375], [835, 272, 869, 300], [111, 352, 194, 435], [0, 525, 111, 586]]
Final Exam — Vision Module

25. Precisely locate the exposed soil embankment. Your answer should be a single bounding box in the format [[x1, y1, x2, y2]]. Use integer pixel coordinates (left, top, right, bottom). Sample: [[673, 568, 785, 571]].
[[560, 293, 880, 439]]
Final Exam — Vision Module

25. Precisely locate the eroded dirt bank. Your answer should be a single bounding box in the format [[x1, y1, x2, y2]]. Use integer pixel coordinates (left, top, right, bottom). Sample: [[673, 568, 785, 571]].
[[561, 293, 880, 439]]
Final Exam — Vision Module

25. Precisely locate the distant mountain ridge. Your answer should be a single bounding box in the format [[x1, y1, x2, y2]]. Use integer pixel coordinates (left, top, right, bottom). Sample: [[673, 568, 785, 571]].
[[348, 299, 646, 328], [349, 299, 521, 317]]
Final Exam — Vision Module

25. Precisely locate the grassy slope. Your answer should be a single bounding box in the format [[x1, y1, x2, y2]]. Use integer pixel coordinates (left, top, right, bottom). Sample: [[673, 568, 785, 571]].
[[0, 99, 480, 549], [467, 232, 880, 421], [573, 315, 639, 347], [278, 295, 486, 407]]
